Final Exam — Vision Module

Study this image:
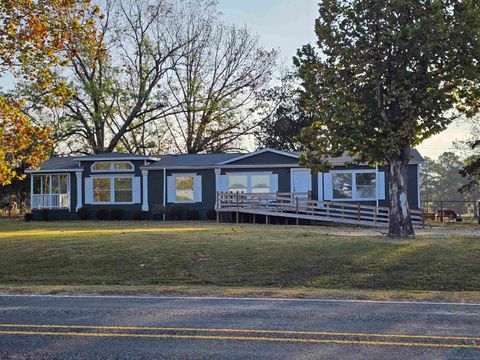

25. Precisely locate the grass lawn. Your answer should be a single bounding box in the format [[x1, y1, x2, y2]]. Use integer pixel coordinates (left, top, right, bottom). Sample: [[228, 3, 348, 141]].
[[0, 220, 479, 301]]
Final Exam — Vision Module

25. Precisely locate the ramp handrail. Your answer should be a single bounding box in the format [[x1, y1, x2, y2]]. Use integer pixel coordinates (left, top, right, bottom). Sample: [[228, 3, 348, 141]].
[[216, 192, 424, 227]]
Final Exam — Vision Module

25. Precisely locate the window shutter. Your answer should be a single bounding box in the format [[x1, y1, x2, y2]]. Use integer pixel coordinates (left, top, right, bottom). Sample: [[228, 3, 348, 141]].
[[167, 176, 176, 203], [324, 173, 333, 200], [377, 171, 386, 200], [270, 174, 279, 193], [220, 175, 229, 192], [132, 177, 141, 203], [194, 175, 202, 203], [84, 177, 93, 204]]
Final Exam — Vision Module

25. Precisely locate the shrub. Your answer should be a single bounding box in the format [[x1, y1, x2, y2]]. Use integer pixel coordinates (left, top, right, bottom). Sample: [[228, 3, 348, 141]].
[[133, 210, 148, 221], [111, 208, 125, 221], [96, 209, 109, 221], [77, 207, 89, 220], [169, 205, 183, 221], [24, 213, 33, 222], [152, 205, 166, 220], [41, 209, 49, 221], [186, 209, 199, 221], [206, 209, 217, 221]]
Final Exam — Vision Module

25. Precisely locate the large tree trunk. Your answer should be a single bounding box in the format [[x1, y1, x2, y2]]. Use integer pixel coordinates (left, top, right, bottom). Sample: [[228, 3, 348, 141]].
[[388, 156, 415, 238]]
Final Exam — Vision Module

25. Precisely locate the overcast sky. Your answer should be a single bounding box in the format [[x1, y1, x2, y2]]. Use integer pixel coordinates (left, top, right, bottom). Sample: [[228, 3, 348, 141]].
[[0, 0, 469, 159]]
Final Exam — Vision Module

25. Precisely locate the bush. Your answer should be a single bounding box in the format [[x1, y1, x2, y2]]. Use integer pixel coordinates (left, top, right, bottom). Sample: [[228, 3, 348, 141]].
[[77, 207, 89, 220], [186, 209, 199, 221], [169, 205, 183, 221], [96, 209, 109, 221], [41, 209, 49, 221], [206, 209, 217, 221], [111, 208, 125, 221], [24, 213, 33, 222], [133, 210, 148, 221], [152, 205, 166, 220]]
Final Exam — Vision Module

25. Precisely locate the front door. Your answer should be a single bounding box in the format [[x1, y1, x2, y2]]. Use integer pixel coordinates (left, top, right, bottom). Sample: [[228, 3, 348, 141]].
[[291, 169, 312, 198]]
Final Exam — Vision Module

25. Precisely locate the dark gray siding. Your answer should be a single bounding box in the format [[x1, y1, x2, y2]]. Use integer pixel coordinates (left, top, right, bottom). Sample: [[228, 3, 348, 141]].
[[80, 160, 145, 219], [227, 152, 298, 165], [148, 168, 217, 220], [221, 168, 291, 192]]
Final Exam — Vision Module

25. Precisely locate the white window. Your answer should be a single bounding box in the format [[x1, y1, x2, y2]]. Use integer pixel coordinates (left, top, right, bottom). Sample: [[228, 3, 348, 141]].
[[228, 175, 248, 193], [93, 177, 133, 204], [251, 175, 270, 193], [167, 174, 202, 203], [91, 161, 134, 172], [330, 170, 377, 201], [225, 172, 275, 193], [175, 176, 194, 202], [31, 174, 70, 209]]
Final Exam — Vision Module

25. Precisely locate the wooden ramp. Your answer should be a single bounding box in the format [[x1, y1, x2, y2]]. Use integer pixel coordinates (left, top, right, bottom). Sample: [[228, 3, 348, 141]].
[[216, 192, 424, 228]]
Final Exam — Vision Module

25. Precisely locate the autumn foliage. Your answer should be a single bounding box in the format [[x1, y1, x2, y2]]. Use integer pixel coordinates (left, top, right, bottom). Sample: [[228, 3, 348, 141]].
[[0, 0, 102, 185]]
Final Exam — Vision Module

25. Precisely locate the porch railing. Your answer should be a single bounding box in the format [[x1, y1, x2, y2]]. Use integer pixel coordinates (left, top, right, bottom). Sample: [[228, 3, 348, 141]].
[[32, 194, 70, 209]]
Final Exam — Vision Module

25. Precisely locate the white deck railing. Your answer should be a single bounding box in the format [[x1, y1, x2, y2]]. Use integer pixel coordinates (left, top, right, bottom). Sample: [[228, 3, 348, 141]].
[[32, 194, 70, 209], [216, 192, 424, 228]]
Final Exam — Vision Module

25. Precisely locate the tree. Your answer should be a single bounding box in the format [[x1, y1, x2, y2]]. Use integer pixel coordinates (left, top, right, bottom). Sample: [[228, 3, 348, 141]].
[[255, 75, 316, 152], [164, 16, 277, 153], [460, 140, 480, 192], [0, 0, 101, 184], [24, 0, 277, 155], [296, 0, 480, 238], [458, 118, 480, 192], [23, 0, 212, 154]]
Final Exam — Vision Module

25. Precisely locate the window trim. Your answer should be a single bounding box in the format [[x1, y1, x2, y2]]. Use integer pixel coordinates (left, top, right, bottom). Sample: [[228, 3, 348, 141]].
[[91, 161, 134, 173], [225, 171, 273, 193], [172, 173, 196, 204], [91, 174, 135, 205], [330, 169, 377, 201]]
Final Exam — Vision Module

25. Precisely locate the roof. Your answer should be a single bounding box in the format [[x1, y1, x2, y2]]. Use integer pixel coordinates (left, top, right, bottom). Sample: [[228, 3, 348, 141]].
[[217, 148, 299, 165], [145, 153, 241, 168], [326, 149, 424, 165], [25, 157, 81, 173], [27, 148, 424, 172], [75, 152, 157, 161]]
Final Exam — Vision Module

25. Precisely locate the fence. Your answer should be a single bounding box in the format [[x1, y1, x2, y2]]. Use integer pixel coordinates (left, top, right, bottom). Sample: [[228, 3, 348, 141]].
[[421, 200, 480, 223]]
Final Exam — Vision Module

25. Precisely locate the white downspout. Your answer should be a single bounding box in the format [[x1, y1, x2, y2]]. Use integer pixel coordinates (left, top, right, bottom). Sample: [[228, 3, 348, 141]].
[[30, 174, 34, 210], [375, 164, 379, 208], [163, 168, 166, 221]]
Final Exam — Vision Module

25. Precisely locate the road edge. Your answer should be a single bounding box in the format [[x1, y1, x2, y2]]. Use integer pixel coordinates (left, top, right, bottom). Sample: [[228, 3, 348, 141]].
[[1, 285, 480, 304]]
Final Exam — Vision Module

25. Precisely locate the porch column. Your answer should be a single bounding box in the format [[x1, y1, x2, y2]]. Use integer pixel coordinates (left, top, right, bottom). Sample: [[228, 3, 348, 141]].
[[142, 170, 149, 212], [215, 168, 221, 209], [75, 171, 82, 211]]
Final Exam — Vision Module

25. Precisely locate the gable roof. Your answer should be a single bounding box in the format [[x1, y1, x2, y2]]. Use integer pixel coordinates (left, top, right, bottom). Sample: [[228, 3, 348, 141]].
[[145, 153, 241, 169], [217, 148, 299, 165]]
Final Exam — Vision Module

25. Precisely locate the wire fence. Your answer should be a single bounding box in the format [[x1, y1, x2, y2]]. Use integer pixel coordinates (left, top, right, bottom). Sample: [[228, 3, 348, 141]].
[[421, 200, 480, 223]]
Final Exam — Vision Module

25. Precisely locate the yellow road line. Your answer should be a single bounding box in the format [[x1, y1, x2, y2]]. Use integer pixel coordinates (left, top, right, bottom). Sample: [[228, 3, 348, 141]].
[[0, 330, 479, 349], [0, 323, 478, 342]]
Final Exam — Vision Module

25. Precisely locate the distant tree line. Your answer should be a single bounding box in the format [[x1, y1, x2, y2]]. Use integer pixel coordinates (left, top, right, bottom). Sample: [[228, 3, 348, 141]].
[[421, 152, 480, 215]]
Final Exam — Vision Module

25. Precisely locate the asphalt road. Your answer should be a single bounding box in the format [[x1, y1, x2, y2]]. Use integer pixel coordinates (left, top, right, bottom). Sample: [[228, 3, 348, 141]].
[[0, 295, 480, 359]]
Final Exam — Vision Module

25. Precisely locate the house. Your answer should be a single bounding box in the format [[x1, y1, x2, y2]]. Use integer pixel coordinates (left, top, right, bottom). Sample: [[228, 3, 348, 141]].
[[26, 148, 424, 221]]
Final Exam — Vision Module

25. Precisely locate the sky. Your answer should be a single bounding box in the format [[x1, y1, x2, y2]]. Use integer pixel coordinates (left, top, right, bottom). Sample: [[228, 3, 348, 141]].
[[0, 0, 471, 159]]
